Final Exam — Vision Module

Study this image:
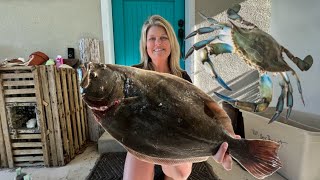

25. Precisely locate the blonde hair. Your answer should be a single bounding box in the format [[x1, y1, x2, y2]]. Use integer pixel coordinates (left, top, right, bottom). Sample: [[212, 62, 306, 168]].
[[139, 15, 183, 77]]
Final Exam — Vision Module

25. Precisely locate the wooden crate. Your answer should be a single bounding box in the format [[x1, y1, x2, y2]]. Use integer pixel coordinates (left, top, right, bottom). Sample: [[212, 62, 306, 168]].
[[0, 65, 88, 168]]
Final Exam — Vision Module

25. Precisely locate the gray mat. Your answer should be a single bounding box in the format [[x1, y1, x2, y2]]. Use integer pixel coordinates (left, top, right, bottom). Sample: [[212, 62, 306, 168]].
[[86, 152, 219, 180]]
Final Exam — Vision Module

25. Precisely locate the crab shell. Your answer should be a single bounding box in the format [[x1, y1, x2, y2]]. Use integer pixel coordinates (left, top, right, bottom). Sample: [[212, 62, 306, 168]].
[[231, 23, 291, 72]]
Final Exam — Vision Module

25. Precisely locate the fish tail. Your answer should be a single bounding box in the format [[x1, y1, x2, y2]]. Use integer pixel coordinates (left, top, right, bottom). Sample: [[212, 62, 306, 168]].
[[230, 139, 282, 179]]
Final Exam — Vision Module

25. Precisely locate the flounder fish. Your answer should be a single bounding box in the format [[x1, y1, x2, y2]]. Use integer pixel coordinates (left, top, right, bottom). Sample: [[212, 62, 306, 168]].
[[81, 62, 282, 179]]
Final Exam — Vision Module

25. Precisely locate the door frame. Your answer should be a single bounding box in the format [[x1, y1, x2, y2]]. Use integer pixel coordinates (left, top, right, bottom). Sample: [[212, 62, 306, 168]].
[[100, 0, 195, 65]]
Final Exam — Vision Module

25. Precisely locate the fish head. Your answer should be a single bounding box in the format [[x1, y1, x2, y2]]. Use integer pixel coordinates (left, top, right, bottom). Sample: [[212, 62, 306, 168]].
[[80, 62, 117, 109]]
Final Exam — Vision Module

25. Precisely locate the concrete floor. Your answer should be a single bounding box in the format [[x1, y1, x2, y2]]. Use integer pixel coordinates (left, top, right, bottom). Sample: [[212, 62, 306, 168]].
[[0, 143, 286, 180], [0, 143, 100, 180]]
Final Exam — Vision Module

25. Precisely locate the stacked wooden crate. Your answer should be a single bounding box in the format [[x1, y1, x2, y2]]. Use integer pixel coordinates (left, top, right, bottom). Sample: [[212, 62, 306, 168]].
[[0, 65, 88, 168]]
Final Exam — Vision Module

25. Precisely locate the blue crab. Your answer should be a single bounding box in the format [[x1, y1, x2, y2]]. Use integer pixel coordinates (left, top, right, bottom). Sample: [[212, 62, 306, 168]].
[[185, 4, 313, 123]]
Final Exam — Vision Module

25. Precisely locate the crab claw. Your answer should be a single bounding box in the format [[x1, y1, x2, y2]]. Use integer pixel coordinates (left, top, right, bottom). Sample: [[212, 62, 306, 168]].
[[185, 26, 222, 39], [185, 47, 195, 60], [198, 12, 219, 25], [185, 37, 217, 59], [297, 55, 313, 71], [194, 37, 216, 50], [214, 74, 273, 114], [229, 4, 241, 14], [282, 48, 314, 71], [227, 4, 242, 21]]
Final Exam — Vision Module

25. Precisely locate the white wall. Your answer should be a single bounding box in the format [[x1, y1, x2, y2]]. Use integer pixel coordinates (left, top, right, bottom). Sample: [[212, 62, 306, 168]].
[[270, 0, 320, 115], [0, 0, 103, 61], [194, 0, 244, 24]]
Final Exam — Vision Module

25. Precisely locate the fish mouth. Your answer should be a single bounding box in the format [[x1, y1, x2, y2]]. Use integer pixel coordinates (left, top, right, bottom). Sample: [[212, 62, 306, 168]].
[[82, 94, 122, 114], [82, 95, 110, 112]]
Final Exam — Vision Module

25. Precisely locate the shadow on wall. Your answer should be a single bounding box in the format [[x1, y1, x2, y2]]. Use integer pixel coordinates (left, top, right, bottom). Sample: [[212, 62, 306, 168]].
[[0, 46, 23, 61]]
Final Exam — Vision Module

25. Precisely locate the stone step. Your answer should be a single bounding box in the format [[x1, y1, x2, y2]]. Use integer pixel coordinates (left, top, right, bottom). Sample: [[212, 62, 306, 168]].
[[98, 132, 126, 154]]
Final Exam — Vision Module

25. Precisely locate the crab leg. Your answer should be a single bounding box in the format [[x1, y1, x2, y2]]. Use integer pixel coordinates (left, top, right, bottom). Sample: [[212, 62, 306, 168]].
[[185, 12, 227, 40], [280, 72, 293, 119], [291, 71, 305, 106], [214, 73, 272, 113], [185, 36, 234, 91], [269, 80, 286, 123], [185, 36, 216, 59], [198, 12, 219, 25], [185, 26, 222, 39], [269, 72, 294, 123], [185, 35, 232, 59], [200, 48, 232, 91]]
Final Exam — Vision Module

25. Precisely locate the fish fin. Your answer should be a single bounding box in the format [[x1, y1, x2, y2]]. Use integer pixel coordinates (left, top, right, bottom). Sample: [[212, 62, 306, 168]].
[[204, 101, 228, 118], [127, 148, 209, 165], [204, 101, 234, 134], [204, 103, 214, 118], [231, 140, 282, 179]]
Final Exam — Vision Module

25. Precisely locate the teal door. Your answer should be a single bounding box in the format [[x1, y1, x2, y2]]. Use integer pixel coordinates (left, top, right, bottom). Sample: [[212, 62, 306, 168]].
[[112, 0, 185, 68]]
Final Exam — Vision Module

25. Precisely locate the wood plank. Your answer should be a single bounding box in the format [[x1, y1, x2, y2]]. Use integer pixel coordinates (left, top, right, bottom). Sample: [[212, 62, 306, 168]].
[[12, 142, 42, 148], [5, 97, 37, 103], [10, 134, 41, 139], [1, 73, 34, 79], [15, 162, 44, 167], [0, 115, 8, 167], [0, 73, 14, 167], [79, 91, 86, 143], [72, 71, 83, 147], [47, 66, 64, 166], [61, 69, 74, 158], [39, 66, 58, 166], [67, 69, 79, 153], [6, 102, 36, 107], [33, 66, 50, 166], [55, 69, 69, 163], [13, 149, 43, 155], [79, 103, 87, 142], [0, 66, 32, 71], [84, 105, 89, 140], [14, 155, 44, 162], [15, 128, 40, 134], [2, 80, 35, 86], [4, 88, 36, 95]]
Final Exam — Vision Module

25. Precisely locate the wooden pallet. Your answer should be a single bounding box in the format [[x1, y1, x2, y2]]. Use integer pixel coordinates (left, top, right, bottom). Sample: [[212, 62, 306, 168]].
[[0, 65, 88, 168]]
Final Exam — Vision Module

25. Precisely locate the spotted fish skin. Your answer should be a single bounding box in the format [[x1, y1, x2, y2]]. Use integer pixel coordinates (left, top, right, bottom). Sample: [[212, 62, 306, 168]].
[[81, 63, 282, 179]]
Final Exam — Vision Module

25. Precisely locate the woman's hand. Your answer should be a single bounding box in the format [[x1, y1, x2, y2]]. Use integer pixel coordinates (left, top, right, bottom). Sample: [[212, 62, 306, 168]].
[[205, 100, 241, 170], [213, 116, 241, 170], [212, 134, 241, 170]]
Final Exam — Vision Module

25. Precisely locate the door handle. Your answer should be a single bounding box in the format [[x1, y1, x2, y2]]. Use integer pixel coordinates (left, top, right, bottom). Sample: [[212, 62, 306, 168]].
[[178, 19, 185, 40], [178, 19, 185, 59]]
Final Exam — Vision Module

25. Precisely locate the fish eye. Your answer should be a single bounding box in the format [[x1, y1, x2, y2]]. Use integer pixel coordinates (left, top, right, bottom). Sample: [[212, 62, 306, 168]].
[[89, 71, 97, 79]]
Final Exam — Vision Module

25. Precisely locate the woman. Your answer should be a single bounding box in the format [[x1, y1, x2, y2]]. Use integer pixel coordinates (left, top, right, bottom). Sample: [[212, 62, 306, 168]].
[[123, 15, 239, 180]]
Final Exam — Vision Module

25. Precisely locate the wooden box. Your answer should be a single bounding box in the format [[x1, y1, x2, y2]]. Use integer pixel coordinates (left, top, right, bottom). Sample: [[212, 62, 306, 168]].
[[0, 65, 88, 168]]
